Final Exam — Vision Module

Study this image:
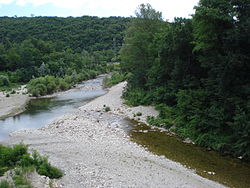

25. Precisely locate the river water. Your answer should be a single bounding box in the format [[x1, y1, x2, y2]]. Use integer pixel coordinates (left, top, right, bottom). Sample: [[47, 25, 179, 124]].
[[0, 76, 106, 140], [0, 76, 249, 187], [130, 121, 250, 188]]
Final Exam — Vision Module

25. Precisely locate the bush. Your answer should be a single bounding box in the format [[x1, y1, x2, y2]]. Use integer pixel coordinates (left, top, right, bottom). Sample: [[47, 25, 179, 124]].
[[122, 87, 151, 106], [104, 106, 111, 112], [103, 72, 129, 88], [136, 112, 142, 116], [28, 76, 58, 96], [0, 144, 63, 179], [37, 162, 63, 179], [0, 76, 10, 87], [13, 174, 32, 188], [58, 79, 69, 91]]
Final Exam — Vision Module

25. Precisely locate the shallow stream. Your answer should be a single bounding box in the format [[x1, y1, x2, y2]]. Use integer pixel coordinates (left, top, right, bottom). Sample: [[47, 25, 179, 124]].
[[0, 76, 106, 140], [129, 121, 250, 188]]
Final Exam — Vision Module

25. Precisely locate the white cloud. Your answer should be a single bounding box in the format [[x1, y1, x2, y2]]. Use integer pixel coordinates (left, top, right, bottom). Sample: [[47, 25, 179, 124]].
[[0, 0, 14, 4], [0, 0, 199, 20]]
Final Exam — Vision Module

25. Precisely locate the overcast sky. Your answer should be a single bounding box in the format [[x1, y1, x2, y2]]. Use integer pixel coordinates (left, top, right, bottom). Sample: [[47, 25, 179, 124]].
[[0, 0, 199, 21]]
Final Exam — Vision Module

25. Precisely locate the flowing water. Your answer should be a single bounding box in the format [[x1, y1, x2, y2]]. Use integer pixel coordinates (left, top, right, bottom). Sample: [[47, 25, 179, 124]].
[[0, 76, 106, 140]]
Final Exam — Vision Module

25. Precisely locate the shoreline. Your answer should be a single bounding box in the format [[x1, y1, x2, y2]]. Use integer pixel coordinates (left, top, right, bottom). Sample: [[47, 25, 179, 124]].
[[0, 75, 106, 120], [2, 82, 226, 188], [0, 92, 31, 120]]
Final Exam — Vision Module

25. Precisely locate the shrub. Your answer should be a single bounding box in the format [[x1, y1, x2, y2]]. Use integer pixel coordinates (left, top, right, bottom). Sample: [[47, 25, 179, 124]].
[[0, 144, 63, 179], [0, 76, 10, 87], [136, 112, 142, 116], [103, 72, 129, 88], [58, 79, 69, 91], [31, 152, 63, 179], [122, 87, 150, 106], [104, 106, 111, 112], [37, 162, 63, 179]]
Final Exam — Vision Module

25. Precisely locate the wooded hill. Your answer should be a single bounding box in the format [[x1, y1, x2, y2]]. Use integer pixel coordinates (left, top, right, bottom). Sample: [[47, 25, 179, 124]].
[[0, 16, 129, 52], [0, 16, 130, 94]]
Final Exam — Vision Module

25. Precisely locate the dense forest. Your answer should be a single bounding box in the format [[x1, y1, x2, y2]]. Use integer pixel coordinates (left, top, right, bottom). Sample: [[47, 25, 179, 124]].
[[0, 16, 130, 95], [120, 1, 250, 160]]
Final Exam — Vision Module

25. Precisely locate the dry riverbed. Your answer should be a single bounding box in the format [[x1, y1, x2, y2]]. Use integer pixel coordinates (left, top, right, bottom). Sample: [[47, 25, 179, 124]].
[[2, 82, 226, 188]]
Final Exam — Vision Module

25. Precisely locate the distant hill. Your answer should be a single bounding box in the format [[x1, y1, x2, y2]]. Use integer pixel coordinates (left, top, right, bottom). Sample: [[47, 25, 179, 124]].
[[0, 16, 131, 52]]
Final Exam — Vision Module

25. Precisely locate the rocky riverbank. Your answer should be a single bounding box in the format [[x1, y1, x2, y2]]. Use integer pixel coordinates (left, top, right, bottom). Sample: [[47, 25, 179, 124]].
[[0, 86, 30, 119], [2, 82, 226, 188]]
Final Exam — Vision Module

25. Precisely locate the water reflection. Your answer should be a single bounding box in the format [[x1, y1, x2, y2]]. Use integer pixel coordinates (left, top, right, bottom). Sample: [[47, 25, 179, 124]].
[[129, 121, 250, 188], [0, 77, 106, 140]]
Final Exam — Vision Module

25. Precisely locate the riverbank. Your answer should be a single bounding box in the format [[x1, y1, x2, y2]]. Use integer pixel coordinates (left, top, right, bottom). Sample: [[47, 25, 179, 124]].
[[3, 82, 226, 187], [0, 76, 105, 120], [0, 87, 30, 119]]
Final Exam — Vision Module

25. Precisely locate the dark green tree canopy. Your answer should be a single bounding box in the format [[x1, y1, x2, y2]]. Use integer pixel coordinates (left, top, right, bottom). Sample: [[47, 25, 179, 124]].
[[121, 1, 250, 159]]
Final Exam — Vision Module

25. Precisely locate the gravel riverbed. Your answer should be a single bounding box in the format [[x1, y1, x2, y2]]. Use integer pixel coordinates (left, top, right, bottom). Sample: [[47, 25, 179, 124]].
[[3, 82, 226, 188]]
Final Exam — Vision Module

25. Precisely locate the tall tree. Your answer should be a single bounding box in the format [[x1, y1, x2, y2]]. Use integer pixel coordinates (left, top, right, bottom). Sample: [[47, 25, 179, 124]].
[[120, 4, 167, 89]]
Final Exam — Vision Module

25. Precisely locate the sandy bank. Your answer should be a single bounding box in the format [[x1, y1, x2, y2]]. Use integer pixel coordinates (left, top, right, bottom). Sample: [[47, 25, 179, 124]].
[[3, 82, 226, 188], [0, 91, 30, 119], [80, 82, 159, 124]]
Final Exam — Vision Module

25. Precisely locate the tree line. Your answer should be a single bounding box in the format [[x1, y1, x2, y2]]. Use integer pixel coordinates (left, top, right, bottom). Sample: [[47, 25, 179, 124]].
[[120, 1, 250, 159], [0, 16, 130, 94]]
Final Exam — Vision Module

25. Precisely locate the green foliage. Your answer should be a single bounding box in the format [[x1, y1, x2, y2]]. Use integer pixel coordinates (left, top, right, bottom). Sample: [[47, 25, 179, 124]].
[[147, 104, 176, 129], [122, 87, 151, 106], [0, 76, 10, 87], [103, 72, 130, 88], [27, 69, 100, 96], [0, 144, 63, 180], [0, 16, 130, 92], [104, 106, 111, 112], [13, 172, 32, 188], [0, 180, 12, 188], [0, 144, 28, 168], [0, 16, 130, 54], [36, 157, 63, 179], [121, 2, 250, 159], [120, 3, 167, 89]]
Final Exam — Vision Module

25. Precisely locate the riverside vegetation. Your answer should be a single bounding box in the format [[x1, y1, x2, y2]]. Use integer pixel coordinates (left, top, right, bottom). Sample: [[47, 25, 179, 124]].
[[0, 16, 130, 95], [120, 2, 250, 160], [0, 144, 63, 187]]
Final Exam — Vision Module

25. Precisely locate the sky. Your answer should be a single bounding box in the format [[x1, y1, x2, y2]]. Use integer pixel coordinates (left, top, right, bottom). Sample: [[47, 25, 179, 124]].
[[0, 0, 199, 21]]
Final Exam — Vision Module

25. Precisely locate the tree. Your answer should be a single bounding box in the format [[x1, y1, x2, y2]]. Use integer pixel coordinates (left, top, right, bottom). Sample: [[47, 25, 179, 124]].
[[120, 3, 167, 89]]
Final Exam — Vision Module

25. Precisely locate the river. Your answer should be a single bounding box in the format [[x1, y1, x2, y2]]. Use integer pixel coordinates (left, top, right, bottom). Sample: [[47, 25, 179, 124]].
[[0, 76, 106, 140], [130, 121, 250, 188], [0, 76, 249, 188]]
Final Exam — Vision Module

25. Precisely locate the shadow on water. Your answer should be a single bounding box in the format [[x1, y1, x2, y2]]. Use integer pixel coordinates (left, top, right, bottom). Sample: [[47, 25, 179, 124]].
[[0, 76, 107, 140], [129, 120, 250, 188]]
